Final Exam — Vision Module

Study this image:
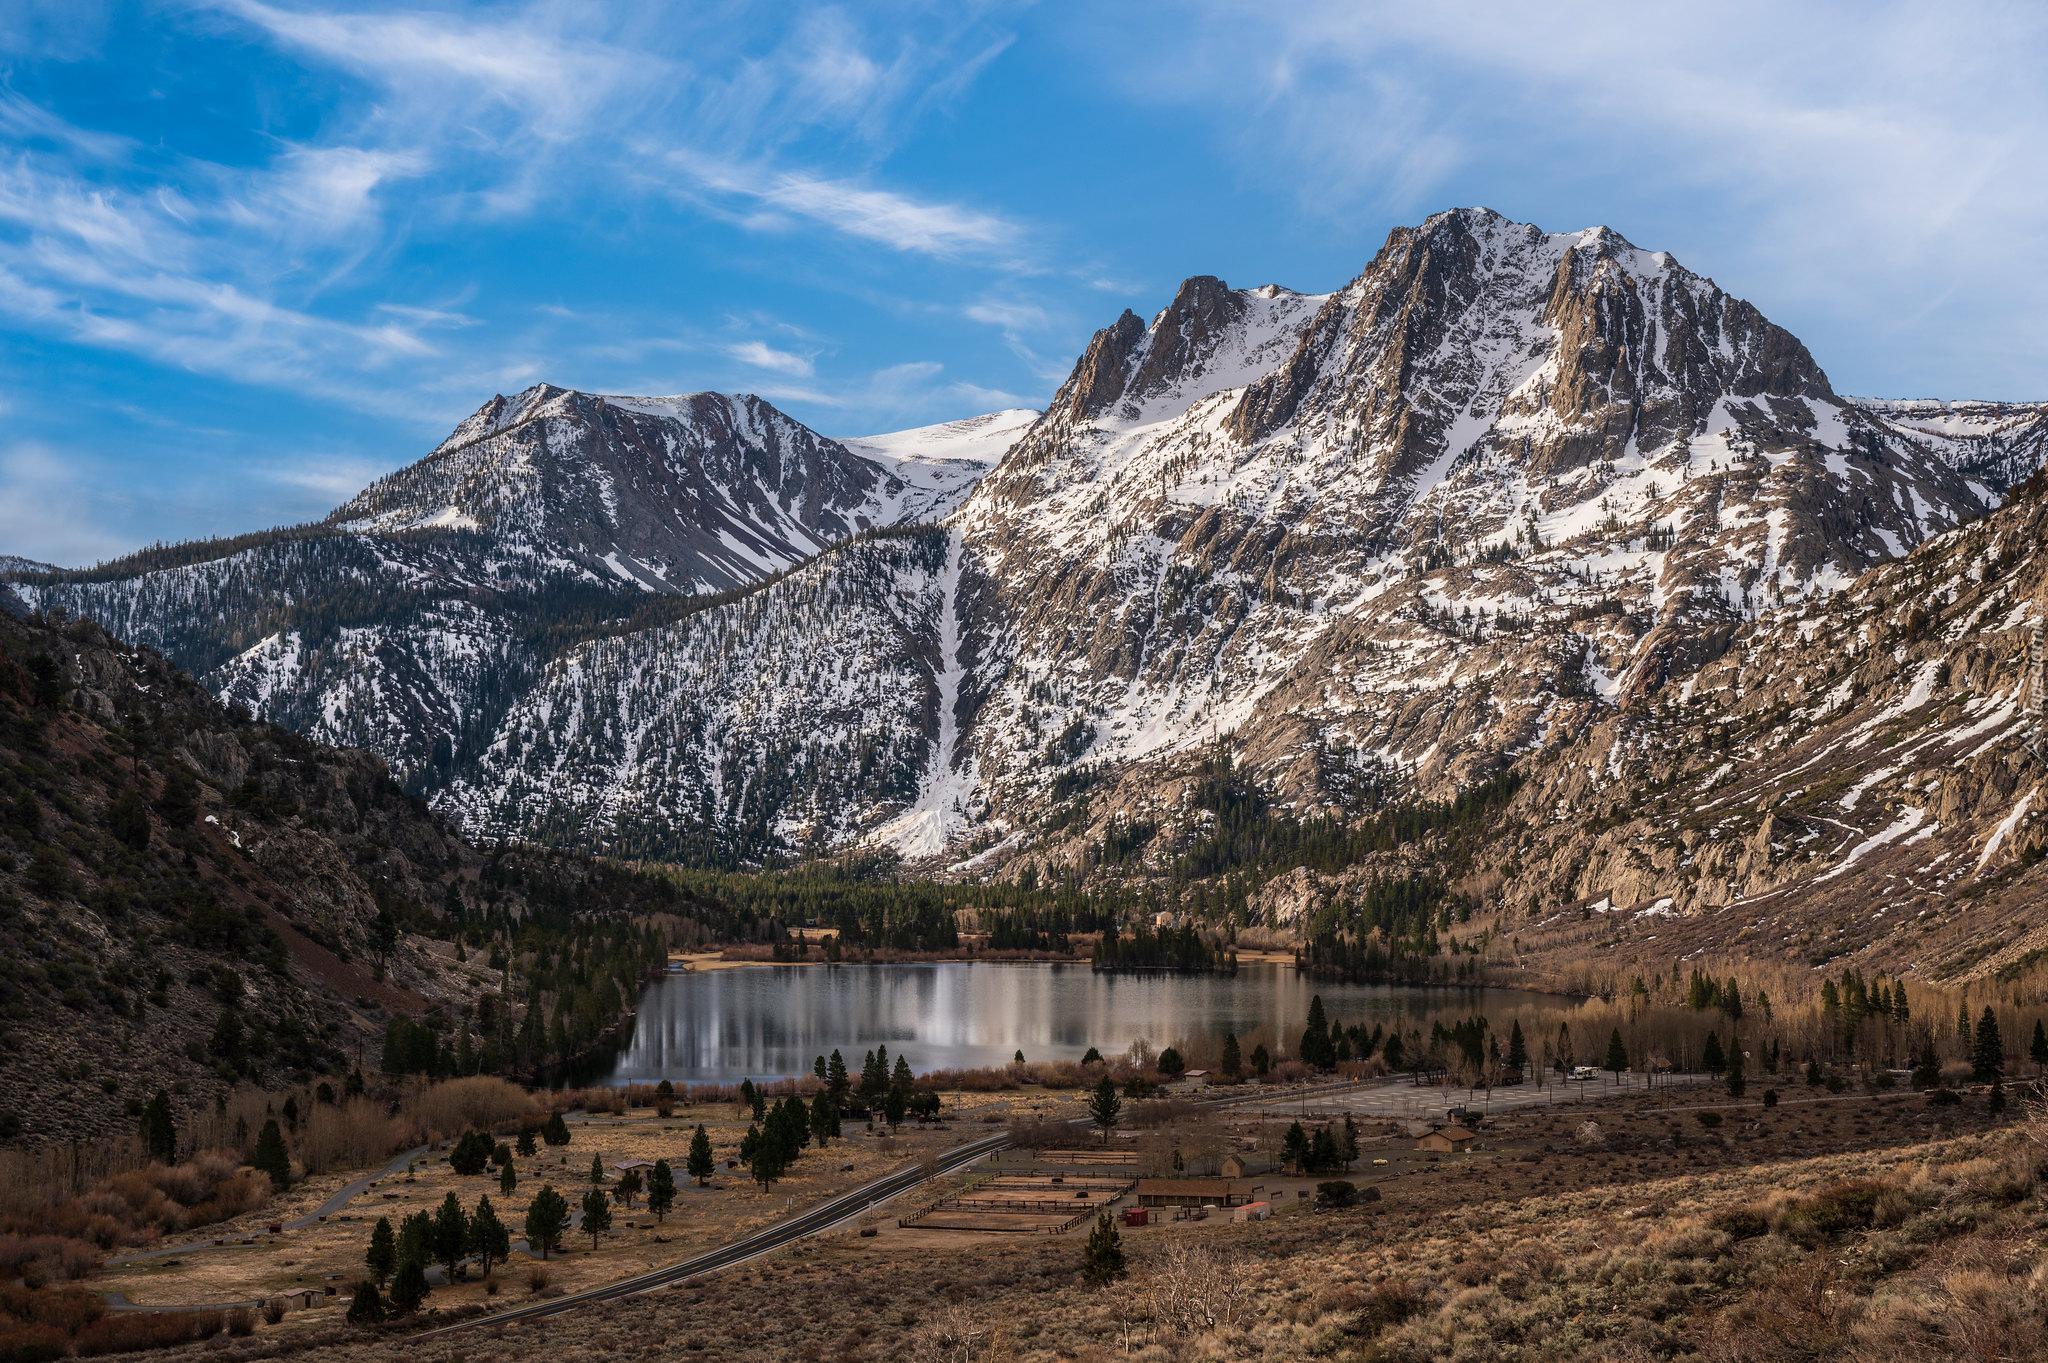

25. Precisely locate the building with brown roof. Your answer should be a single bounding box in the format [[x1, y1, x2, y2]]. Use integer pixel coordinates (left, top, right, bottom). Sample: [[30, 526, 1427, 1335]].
[[1416, 1125, 1476, 1154], [1134, 1178, 1255, 1208]]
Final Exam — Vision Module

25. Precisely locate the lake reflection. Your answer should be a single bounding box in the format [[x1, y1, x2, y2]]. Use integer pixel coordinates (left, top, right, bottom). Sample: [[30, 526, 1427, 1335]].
[[607, 962, 1574, 1083]]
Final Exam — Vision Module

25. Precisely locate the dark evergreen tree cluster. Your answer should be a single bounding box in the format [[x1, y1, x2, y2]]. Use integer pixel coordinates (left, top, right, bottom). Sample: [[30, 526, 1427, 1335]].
[[1091, 921, 1229, 973]]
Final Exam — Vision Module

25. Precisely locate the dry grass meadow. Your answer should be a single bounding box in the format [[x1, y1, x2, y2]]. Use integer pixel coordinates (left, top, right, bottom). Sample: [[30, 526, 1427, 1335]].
[[80, 1079, 2048, 1363]]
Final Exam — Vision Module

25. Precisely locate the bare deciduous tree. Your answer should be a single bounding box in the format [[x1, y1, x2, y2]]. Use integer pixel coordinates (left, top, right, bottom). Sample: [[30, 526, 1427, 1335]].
[[907, 1305, 988, 1363]]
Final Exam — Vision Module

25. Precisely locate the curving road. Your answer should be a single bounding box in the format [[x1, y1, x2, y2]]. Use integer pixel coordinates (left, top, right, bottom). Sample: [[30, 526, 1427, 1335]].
[[417, 1080, 1368, 1338], [414, 1128, 1013, 1338]]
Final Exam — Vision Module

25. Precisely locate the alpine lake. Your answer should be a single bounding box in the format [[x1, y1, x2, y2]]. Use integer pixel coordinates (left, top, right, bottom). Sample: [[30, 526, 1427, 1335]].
[[604, 960, 1577, 1084]]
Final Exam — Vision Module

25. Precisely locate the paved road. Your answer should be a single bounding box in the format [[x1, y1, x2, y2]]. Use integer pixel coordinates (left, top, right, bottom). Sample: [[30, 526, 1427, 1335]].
[[417, 1080, 1373, 1338], [415, 1129, 1013, 1338]]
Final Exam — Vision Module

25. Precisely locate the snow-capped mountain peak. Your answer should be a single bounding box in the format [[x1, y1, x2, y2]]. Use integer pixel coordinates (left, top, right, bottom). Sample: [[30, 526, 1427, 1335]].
[[19, 208, 2048, 872]]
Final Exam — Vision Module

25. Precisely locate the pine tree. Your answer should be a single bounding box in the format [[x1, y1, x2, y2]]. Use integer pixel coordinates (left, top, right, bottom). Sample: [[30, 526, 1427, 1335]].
[[1973, 1006, 2004, 1082], [253, 1118, 291, 1188], [543, 1112, 570, 1146], [1157, 1047, 1185, 1077], [524, 1185, 568, 1259], [614, 1168, 643, 1208], [517, 1127, 538, 1157], [826, 1049, 849, 1103], [365, 1217, 395, 1286], [448, 1130, 491, 1176], [1251, 1043, 1271, 1077], [1603, 1028, 1629, 1074], [395, 1211, 432, 1274], [1220, 1032, 1241, 1079], [1304, 995, 1330, 1069], [1082, 1046, 1104, 1066], [1726, 1051, 1746, 1098], [1283, 1121, 1310, 1173], [883, 1087, 908, 1130], [1088, 1075, 1122, 1136], [580, 1188, 612, 1249], [2032, 1020, 2048, 1075], [655, 1079, 675, 1118], [748, 1136, 785, 1190], [346, 1280, 385, 1324], [1702, 1031, 1726, 1074], [388, 1258, 430, 1315], [1081, 1210, 1126, 1286], [499, 1160, 516, 1197], [810, 1090, 838, 1146], [141, 1090, 177, 1163], [469, 1195, 509, 1276], [1309, 1125, 1340, 1174], [109, 786, 149, 851], [432, 1192, 468, 1278], [647, 1159, 676, 1221], [687, 1124, 715, 1186], [590, 1153, 606, 1186], [890, 1054, 914, 1097], [1506, 1020, 1528, 1072]]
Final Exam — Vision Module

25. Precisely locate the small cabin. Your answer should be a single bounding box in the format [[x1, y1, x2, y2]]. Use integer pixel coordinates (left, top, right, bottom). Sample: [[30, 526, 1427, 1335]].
[[1416, 1124, 1476, 1154], [611, 1158, 656, 1175], [1219, 1153, 1249, 1179]]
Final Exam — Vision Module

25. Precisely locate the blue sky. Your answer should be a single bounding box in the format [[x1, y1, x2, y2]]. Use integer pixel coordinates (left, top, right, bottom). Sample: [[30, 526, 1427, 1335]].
[[2, 1, 2045, 565]]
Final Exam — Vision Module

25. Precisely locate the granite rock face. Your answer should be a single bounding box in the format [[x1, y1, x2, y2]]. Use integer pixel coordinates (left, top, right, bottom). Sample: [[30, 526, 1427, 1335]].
[[14, 210, 2048, 873]]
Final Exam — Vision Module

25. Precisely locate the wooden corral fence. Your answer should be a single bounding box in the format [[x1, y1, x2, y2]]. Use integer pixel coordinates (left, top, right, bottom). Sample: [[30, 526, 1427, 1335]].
[[1035, 1148, 1141, 1166], [900, 1174, 1137, 1234]]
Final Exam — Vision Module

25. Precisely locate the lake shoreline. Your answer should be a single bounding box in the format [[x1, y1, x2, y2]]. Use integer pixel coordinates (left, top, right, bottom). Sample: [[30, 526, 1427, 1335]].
[[672, 945, 1309, 973]]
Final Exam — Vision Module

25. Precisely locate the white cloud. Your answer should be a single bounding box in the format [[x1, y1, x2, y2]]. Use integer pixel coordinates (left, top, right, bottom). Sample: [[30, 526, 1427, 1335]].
[[1098, 0, 2048, 393], [663, 152, 1021, 258], [0, 443, 143, 567], [727, 340, 815, 376]]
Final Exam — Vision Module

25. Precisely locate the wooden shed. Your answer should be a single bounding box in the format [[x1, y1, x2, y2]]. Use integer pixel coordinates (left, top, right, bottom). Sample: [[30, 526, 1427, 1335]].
[[1219, 1153, 1249, 1179], [1134, 1178, 1254, 1209], [1416, 1125, 1476, 1154]]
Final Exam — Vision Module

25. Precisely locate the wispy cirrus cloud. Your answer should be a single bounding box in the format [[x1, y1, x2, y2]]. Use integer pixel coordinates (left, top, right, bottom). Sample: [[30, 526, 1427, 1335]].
[[670, 154, 1020, 258], [1091, 0, 2048, 394], [727, 340, 815, 377], [0, 1, 1036, 431]]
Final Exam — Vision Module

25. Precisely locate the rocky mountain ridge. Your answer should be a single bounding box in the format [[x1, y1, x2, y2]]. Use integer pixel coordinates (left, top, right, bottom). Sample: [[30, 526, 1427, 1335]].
[[12, 209, 2048, 886], [1250, 460, 2048, 989], [0, 603, 694, 1144]]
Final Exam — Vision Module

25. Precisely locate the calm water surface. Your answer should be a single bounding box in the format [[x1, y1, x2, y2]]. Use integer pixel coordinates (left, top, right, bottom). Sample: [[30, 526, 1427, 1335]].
[[607, 962, 1575, 1084]]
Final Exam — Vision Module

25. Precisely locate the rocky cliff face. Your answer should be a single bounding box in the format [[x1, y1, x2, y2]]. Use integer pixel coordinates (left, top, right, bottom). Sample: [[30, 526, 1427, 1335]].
[[13, 395, 1021, 802], [1233, 462, 2048, 985], [0, 605, 680, 1144], [335, 385, 922, 593], [952, 210, 2041, 863], [11, 210, 2047, 877]]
